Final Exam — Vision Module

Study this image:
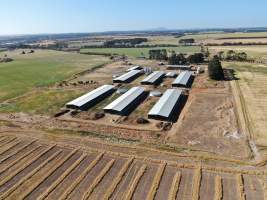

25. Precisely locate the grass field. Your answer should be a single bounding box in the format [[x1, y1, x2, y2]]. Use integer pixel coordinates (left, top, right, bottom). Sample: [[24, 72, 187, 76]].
[[0, 50, 109, 102], [80, 46, 201, 58], [224, 62, 267, 148], [0, 89, 84, 115], [180, 32, 267, 41]]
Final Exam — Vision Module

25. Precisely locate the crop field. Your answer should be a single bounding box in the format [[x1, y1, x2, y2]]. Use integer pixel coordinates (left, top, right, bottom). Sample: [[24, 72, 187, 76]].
[[80, 46, 201, 58], [224, 62, 267, 154], [0, 49, 109, 102], [0, 132, 265, 200]]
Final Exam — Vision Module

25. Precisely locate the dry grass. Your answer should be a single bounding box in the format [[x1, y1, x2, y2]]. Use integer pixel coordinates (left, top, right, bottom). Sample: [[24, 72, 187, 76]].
[[0, 140, 20, 155], [81, 159, 115, 200], [236, 174, 246, 200], [214, 175, 223, 200], [103, 157, 134, 200], [146, 163, 166, 200], [123, 164, 147, 200], [0, 140, 36, 164], [62, 153, 104, 200], [192, 166, 202, 200], [37, 152, 86, 200], [0, 145, 56, 186], [0, 150, 61, 199], [168, 171, 181, 200], [19, 149, 79, 200]]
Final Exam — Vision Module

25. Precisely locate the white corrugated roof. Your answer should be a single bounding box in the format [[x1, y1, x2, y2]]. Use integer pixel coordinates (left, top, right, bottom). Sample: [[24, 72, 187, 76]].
[[172, 71, 192, 86], [66, 85, 114, 108], [148, 89, 182, 118], [104, 87, 145, 112], [141, 71, 165, 84], [127, 66, 142, 72], [113, 70, 141, 82]]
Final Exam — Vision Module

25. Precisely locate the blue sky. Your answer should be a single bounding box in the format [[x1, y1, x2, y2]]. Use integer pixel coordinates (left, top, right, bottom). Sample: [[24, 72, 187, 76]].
[[0, 0, 266, 35]]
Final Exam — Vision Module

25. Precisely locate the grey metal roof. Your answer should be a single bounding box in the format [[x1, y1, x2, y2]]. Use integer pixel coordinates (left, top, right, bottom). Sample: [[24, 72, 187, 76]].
[[113, 70, 141, 82], [166, 65, 191, 69], [165, 72, 177, 77], [141, 71, 165, 84], [127, 65, 142, 72], [148, 89, 182, 118], [172, 71, 192, 86], [104, 87, 145, 112], [66, 85, 114, 108]]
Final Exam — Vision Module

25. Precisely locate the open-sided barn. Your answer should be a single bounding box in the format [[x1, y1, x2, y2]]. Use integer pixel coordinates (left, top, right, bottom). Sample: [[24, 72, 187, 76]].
[[104, 86, 146, 115], [172, 71, 193, 87], [141, 71, 165, 85], [113, 70, 141, 83], [66, 85, 115, 110], [148, 89, 183, 121]]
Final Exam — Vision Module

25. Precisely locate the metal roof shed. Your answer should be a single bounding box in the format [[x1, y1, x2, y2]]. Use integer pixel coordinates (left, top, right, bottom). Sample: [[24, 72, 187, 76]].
[[127, 65, 142, 72], [148, 89, 182, 121], [141, 71, 165, 85], [172, 71, 193, 87], [66, 85, 115, 110], [113, 70, 141, 83], [104, 87, 145, 115]]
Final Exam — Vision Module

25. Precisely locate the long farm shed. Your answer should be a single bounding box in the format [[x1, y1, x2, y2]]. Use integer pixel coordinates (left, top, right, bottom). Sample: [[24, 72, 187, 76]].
[[172, 71, 193, 87], [141, 71, 165, 85], [66, 85, 115, 110], [104, 86, 146, 115], [148, 89, 183, 121], [113, 70, 142, 83]]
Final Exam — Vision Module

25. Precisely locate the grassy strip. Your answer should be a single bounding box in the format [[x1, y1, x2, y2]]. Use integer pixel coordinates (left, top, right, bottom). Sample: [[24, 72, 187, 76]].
[[37, 153, 86, 200], [0, 150, 61, 199], [192, 167, 202, 200], [236, 174, 246, 200], [60, 153, 104, 199], [82, 159, 115, 200], [123, 165, 147, 200], [146, 163, 166, 200], [103, 157, 134, 200], [21, 149, 79, 200], [0, 140, 20, 156], [214, 175, 223, 200], [0, 140, 36, 164], [0, 145, 56, 187], [168, 171, 181, 200], [0, 146, 41, 174]]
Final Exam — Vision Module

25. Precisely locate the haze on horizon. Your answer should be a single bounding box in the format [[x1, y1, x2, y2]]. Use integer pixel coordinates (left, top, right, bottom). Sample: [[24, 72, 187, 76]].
[[1, 0, 266, 35]]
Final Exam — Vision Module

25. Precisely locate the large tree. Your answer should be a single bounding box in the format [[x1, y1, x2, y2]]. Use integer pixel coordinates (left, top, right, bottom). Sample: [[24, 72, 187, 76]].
[[208, 56, 224, 80]]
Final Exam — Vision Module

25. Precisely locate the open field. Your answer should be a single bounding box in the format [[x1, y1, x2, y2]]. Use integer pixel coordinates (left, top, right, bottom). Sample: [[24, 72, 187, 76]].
[[224, 62, 267, 154], [80, 46, 201, 57], [0, 49, 109, 102], [0, 132, 265, 200]]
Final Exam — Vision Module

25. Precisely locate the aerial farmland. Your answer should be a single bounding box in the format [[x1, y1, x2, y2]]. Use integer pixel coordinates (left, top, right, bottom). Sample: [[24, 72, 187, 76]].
[[1, 14, 267, 200]]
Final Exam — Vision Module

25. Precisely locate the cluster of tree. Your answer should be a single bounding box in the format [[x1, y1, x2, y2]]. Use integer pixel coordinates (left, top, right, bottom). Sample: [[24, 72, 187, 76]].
[[0, 54, 13, 63], [179, 38, 195, 45], [208, 56, 224, 80], [217, 50, 248, 61], [168, 51, 187, 65], [103, 38, 147, 48], [167, 52, 204, 65], [149, 49, 167, 60], [206, 42, 267, 46]]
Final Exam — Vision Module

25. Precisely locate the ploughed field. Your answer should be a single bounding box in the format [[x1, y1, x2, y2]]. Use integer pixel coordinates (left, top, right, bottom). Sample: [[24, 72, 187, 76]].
[[0, 133, 265, 200]]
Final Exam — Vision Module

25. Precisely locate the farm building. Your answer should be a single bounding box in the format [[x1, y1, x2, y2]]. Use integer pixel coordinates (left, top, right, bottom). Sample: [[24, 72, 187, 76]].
[[165, 71, 177, 78], [166, 65, 191, 70], [66, 85, 115, 110], [113, 70, 142, 83], [148, 89, 183, 121], [104, 87, 146, 115], [172, 71, 193, 87], [141, 71, 165, 85], [126, 65, 143, 72]]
